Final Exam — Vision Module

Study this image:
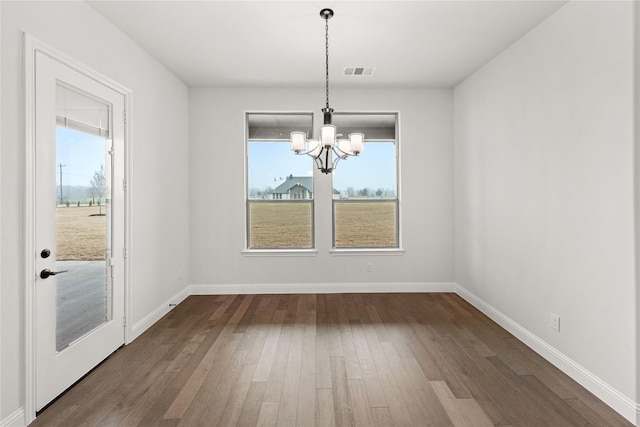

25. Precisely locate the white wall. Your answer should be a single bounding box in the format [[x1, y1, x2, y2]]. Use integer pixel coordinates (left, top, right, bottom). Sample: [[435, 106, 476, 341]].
[[1, 1, 189, 422], [0, 1, 3, 423], [454, 0, 637, 419], [189, 87, 453, 287]]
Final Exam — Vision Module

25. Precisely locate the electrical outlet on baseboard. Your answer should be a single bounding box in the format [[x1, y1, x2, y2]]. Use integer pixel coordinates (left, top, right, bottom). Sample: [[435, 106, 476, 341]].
[[550, 313, 560, 332]]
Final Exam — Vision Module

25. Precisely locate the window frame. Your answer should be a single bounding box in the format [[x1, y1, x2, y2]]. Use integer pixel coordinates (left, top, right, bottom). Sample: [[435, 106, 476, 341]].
[[243, 111, 317, 254], [330, 112, 403, 253]]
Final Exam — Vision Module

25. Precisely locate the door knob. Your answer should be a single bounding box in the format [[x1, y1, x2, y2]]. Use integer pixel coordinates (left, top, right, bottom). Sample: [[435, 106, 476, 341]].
[[40, 269, 68, 279]]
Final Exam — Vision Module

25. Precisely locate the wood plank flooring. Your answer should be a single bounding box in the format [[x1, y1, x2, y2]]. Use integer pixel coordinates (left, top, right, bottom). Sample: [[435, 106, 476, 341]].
[[31, 293, 633, 426]]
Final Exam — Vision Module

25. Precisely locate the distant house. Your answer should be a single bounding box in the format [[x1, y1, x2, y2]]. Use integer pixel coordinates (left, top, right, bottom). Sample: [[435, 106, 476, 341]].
[[269, 175, 313, 200], [269, 175, 340, 200]]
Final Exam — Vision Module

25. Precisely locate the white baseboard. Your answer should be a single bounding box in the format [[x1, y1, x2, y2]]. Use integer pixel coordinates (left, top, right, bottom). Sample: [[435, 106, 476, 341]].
[[128, 287, 189, 342], [1, 408, 25, 427], [454, 284, 639, 426], [189, 281, 456, 295]]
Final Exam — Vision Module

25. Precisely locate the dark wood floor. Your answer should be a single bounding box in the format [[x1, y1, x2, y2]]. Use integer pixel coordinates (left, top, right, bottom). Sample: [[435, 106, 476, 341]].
[[32, 293, 632, 426]]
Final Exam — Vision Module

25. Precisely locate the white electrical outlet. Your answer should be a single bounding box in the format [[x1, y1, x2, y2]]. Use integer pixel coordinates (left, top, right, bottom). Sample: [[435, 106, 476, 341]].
[[366, 262, 373, 272], [550, 313, 560, 331]]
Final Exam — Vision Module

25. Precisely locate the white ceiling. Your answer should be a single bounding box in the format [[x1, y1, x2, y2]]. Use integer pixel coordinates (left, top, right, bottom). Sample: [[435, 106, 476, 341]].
[[87, 1, 567, 88]]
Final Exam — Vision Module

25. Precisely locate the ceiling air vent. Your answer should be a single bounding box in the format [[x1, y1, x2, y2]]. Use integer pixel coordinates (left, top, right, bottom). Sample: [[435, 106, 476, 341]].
[[344, 67, 375, 76]]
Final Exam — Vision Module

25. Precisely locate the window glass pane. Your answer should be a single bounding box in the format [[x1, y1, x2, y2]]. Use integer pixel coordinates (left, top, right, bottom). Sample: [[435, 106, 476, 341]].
[[247, 142, 313, 199], [332, 142, 396, 199], [332, 113, 398, 249], [246, 113, 314, 250], [334, 201, 397, 248], [248, 202, 312, 249], [55, 87, 111, 351]]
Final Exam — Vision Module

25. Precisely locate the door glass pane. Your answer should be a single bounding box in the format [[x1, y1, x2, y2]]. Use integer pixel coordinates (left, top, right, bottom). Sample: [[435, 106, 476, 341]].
[[55, 84, 111, 352]]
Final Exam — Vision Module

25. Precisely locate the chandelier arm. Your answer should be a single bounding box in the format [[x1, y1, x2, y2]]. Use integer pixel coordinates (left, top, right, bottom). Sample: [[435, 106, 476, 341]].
[[332, 153, 343, 171], [294, 147, 318, 156], [334, 145, 354, 158]]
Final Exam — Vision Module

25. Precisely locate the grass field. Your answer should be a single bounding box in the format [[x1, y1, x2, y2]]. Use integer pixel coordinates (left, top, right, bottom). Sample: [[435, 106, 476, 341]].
[[249, 203, 313, 248], [57, 206, 106, 261], [249, 201, 396, 248], [334, 201, 396, 248], [58, 202, 397, 257]]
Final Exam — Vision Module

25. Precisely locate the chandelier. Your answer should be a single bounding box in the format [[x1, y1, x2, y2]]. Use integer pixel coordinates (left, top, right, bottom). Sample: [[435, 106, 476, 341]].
[[290, 8, 364, 174]]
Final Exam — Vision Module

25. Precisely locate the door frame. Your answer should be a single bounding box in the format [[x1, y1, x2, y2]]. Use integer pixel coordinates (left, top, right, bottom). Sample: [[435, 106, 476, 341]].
[[24, 34, 132, 424]]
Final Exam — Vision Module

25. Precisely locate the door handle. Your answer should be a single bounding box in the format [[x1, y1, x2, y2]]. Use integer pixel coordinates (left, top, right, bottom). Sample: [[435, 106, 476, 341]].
[[40, 269, 68, 279]]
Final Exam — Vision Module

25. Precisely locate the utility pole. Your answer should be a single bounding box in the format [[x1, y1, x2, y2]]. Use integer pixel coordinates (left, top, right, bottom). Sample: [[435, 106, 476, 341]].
[[58, 163, 66, 205]]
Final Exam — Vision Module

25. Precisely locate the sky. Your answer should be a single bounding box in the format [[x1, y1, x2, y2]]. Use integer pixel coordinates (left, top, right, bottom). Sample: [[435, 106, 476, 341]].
[[56, 126, 106, 187], [248, 141, 396, 193], [57, 126, 396, 193]]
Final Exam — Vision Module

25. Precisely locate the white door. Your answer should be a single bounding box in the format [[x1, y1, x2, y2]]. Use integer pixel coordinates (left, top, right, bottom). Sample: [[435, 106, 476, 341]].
[[34, 51, 126, 411]]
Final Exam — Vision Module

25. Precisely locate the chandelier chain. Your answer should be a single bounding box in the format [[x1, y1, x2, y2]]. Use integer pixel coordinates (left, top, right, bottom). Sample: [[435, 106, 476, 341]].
[[290, 9, 363, 174], [325, 16, 330, 109]]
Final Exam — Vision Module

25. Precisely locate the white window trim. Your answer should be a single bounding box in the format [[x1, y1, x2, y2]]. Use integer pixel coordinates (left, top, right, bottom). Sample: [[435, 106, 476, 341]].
[[243, 110, 403, 256], [242, 249, 318, 257], [330, 248, 405, 256]]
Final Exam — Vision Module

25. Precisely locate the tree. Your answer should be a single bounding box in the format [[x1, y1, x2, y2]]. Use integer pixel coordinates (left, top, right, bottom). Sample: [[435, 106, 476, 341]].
[[89, 164, 106, 214]]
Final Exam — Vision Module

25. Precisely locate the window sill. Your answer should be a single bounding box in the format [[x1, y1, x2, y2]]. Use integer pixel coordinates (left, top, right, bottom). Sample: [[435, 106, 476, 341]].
[[242, 249, 318, 257], [330, 248, 405, 256]]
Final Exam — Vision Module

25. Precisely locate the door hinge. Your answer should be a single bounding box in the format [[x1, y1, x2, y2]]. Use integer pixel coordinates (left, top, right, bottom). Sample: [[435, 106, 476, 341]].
[[123, 247, 128, 258], [123, 110, 127, 125], [108, 139, 114, 156], [122, 316, 127, 327], [122, 179, 127, 191]]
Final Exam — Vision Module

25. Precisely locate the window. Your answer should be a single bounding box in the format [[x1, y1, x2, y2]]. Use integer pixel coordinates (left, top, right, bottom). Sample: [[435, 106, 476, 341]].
[[246, 113, 314, 249], [331, 113, 399, 249]]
